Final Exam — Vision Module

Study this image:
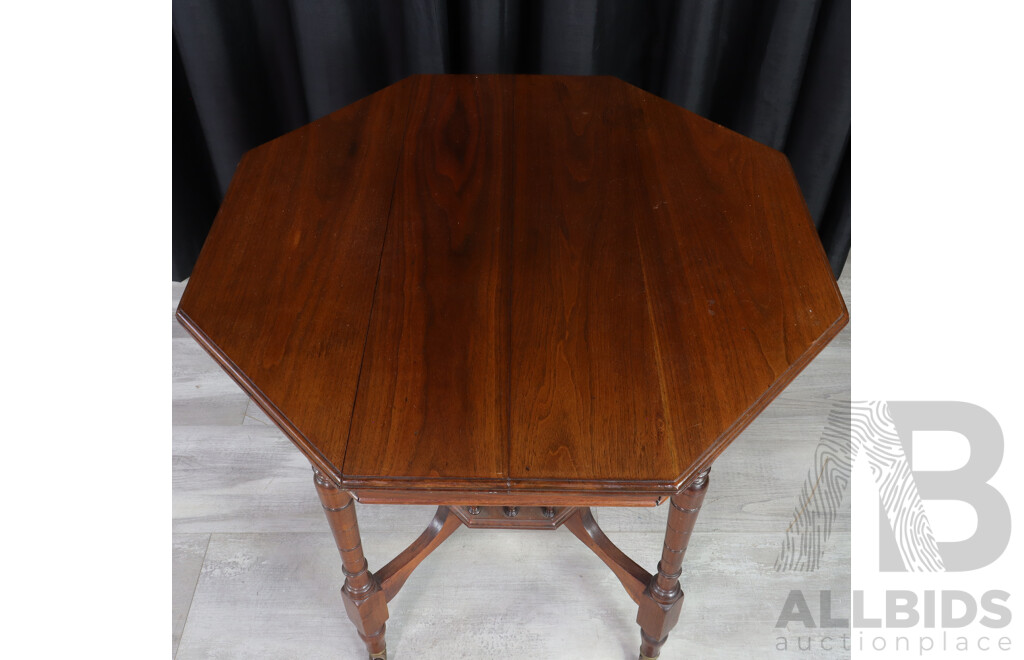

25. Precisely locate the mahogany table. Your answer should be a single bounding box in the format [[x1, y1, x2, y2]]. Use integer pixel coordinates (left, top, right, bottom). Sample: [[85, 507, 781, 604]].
[[177, 74, 848, 659]]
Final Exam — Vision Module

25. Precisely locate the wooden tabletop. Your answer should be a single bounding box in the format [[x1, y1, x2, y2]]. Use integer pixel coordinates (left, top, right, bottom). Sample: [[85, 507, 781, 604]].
[[178, 74, 847, 505]]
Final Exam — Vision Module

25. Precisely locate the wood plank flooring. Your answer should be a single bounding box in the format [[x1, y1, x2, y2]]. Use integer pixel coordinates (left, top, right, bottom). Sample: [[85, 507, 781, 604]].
[[172, 259, 851, 659]]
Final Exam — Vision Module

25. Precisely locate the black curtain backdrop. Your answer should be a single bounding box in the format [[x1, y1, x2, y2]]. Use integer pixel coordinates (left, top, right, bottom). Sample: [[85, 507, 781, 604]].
[[173, 0, 850, 281]]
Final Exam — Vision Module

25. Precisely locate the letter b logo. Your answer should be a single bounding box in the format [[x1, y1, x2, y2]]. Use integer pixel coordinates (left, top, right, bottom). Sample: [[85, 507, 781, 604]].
[[879, 402, 1010, 571]]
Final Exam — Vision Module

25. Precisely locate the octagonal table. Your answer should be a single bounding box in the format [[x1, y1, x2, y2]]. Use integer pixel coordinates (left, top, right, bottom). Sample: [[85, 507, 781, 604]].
[[177, 74, 848, 659]]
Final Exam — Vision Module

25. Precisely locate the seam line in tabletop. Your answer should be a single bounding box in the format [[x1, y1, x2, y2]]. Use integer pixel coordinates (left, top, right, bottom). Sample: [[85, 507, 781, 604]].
[[338, 77, 419, 480], [626, 86, 681, 474], [505, 75, 517, 493]]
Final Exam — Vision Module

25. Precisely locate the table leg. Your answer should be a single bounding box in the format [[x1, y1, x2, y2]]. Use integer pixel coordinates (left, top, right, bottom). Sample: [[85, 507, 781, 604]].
[[313, 467, 389, 660], [636, 468, 710, 660]]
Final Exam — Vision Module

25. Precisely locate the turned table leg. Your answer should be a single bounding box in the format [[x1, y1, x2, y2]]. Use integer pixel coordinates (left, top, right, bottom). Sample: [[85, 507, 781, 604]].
[[636, 468, 710, 659], [313, 467, 389, 660]]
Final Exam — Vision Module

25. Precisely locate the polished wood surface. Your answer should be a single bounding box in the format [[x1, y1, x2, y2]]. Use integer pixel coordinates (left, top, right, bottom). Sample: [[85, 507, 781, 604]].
[[509, 76, 681, 489], [177, 77, 415, 482], [637, 468, 710, 659], [312, 469, 388, 659], [177, 74, 847, 503], [344, 75, 512, 487], [172, 264, 852, 659]]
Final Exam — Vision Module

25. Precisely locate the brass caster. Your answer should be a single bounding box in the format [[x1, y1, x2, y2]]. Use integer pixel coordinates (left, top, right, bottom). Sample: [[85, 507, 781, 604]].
[[369, 651, 387, 660], [639, 654, 658, 660]]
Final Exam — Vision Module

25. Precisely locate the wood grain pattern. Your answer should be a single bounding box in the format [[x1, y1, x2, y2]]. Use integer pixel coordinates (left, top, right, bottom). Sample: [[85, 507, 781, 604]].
[[343, 75, 512, 487], [177, 76, 415, 479], [510, 76, 681, 487], [172, 259, 852, 660], [176, 74, 848, 503], [623, 83, 848, 490]]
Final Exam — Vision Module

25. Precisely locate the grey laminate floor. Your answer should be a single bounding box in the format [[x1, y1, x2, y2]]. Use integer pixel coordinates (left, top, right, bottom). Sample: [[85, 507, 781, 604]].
[[173, 261, 851, 659]]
